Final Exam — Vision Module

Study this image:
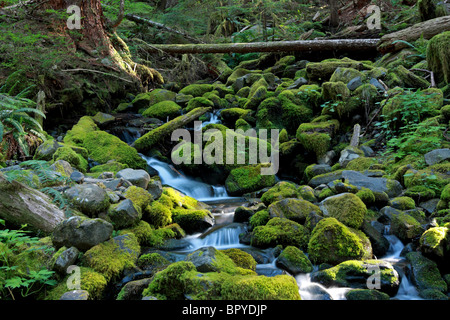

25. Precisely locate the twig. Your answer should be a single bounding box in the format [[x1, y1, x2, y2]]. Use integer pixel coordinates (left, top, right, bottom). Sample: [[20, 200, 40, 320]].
[[410, 68, 436, 87], [61, 68, 134, 83]]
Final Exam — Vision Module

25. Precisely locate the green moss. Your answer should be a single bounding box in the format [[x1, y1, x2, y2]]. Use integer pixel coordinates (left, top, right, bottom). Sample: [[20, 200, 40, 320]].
[[83, 233, 140, 282], [346, 289, 390, 300], [307, 217, 372, 265], [52, 146, 88, 172], [137, 252, 170, 270], [277, 246, 313, 273], [124, 186, 153, 211], [249, 209, 270, 229], [63, 116, 98, 146], [320, 193, 367, 229], [389, 196, 416, 210], [142, 101, 182, 120], [345, 157, 377, 172], [185, 97, 214, 112], [441, 183, 450, 202], [179, 84, 214, 97], [427, 31, 450, 84], [318, 187, 335, 201], [404, 185, 436, 201], [306, 57, 370, 82], [90, 161, 128, 174], [45, 267, 107, 300], [419, 226, 448, 257], [81, 130, 147, 169], [355, 187, 376, 205], [220, 108, 251, 125], [260, 181, 301, 205], [297, 132, 331, 160], [251, 217, 309, 249], [221, 249, 257, 271], [406, 252, 447, 293], [391, 212, 424, 242], [147, 201, 172, 228], [225, 164, 276, 196], [132, 89, 176, 110]]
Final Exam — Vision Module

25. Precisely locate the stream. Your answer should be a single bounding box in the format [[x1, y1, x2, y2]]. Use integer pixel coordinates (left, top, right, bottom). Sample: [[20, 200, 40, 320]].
[[120, 112, 422, 300]]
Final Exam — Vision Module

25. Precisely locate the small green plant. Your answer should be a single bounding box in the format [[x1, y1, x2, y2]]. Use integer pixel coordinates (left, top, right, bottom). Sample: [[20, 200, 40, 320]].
[[0, 219, 57, 300]]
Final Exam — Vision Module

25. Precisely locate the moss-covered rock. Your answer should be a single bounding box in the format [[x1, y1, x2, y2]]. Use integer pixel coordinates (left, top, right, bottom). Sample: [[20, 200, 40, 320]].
[[345, 289, 390, 300], [307, 217, 372, 265], [142, 100, 182, 120], [296, 120, 339, 161], [179, 84, 214, 97], [268, 198, 321, 224], [52, 146, 88, 173], [406, 251, 447, 294], [319, 193, 367, 229], [142, 260, 301, 300], [249, 209, 270, 229], [83, 233, 140, 282], [45, 267, 107, 300], [221, 248, 257, 271], [419, 226, 449, 259], [311, 260, 400, 296], [185, 97, 215, 112], [107, 199, 142, 229], [90, 161, 129, 174], [251, 217, 309, 249], [306, 57, 371, 82], [427, 31, 450, 85], [276, 246, 313, 275], [131, 89, 176, 110], [64, 116, 98, 146], [220, 107, 251, 126], [390, 212, 424, 243], [225, 164, 276, 196], [390, 196, 416, 210], [355, 187, 376, 205], [260, 181, 301, 206]]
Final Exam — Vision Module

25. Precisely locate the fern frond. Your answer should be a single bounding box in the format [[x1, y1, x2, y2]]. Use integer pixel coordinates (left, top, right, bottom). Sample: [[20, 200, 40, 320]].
[[40, 187, 67, 209]]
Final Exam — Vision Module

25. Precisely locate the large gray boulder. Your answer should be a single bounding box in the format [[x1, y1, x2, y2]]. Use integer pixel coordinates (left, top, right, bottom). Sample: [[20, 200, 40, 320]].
[[116, 168, 151, 189], [53, 246, 80, 274], [424, 148, 450, 166], [0, 172, 65, 233], [107, 199, 142, 229], [64, 184, 110, 216], [52, 216, 113, 251], [342, 170, 403, 197]]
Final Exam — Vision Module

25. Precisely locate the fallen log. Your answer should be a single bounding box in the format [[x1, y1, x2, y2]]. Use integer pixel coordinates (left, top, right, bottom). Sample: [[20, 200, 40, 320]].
[[132, 107, 211, 153], [126, 14, 204, 44], [377, 15, 450, 54], [137, 39, 380, 54]]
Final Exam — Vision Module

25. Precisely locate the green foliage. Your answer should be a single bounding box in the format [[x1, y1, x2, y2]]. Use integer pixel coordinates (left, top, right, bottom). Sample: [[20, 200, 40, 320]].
[[0, 74, 46, 158], [375, 89, 445, 160], [0, 222, 56, 299]]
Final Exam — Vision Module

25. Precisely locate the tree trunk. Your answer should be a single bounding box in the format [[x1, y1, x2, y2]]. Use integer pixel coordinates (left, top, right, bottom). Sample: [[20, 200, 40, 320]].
[[136, 39, 380, 54], [377, 15, 450, 54], [329, 0, 339, 29], [42, 0, 162, 87]]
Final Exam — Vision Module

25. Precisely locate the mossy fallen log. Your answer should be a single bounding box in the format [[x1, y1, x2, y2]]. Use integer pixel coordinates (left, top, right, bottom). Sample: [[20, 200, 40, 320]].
[[377, 15, 450, 54], [132, 107, 211, 153], [138, 39, 380, 54]]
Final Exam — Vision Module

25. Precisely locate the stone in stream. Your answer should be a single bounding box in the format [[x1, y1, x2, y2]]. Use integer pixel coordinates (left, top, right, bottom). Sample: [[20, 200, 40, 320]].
[[116, 168, 151, 189]]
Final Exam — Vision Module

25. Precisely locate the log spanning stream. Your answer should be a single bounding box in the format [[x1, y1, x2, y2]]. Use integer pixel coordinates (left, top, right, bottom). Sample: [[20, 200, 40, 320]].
[[121, 112, 422, 300]]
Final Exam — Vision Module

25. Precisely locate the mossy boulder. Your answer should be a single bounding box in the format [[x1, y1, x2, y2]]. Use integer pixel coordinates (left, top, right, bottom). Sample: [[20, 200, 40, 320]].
[[329, 67, 366, 84], [306, 57, 371, 82], [345, 289, 390, 300], [260, 181, 301, 206], [142, 261, 301, 300], [319, 193, 367, 229], [63, 116, 98, 146], [131, 89, 176, 110], [83, 233, 140, 282], [406, 252, 447, 294], [275, 246, 313, 275], [225, 164, 276, 196], [45, 266, 107, 300], [221, 248, 257, 271], [390, 212, 424, 243], [179, 84, 214, 97], [251, 217, 310, 249], [185, 97, 215, 112], [311, 260, 400, 296], [185, 246, 241, 274], [390, 196, 416, 210], [107, 199, 142, 229], [52, 146, 88, 173], [427, 31, 450, 85], [82, 131, 147, 169], [268, 198, 321, 224], [220, 107, 251, 126], [419, 226, 449, 259], [142, 101, 182, 120], [296, 120, 339, 161], [307, 217, 372, 265]]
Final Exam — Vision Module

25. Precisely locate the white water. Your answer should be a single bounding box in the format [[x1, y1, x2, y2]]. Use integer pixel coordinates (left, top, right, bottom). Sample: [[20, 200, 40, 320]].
[[143, 155, 233, 202], [186, 224, 247, 250], [202, 111, 222, 127]]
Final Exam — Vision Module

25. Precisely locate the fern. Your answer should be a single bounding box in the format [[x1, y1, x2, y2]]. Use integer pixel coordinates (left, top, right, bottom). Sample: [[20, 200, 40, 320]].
[[19, 160, 72, 187], [40, 187, 68, 209]]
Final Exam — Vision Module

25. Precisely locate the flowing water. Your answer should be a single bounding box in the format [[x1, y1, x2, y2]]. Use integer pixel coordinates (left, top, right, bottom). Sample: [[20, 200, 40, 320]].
[[118, 121, 422, 301]]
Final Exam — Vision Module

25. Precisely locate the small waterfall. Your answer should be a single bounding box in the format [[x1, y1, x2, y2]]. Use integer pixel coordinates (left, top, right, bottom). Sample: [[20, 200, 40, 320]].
[[119, 127, 141, 145], [186, 224, 246, 250], [202, 111, 222, 127], [143, 156, 233, 201], [296, 271, 350, 300]]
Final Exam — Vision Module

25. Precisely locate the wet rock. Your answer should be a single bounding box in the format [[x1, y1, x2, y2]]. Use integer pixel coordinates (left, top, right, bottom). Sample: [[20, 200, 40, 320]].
[[424, 148, 450, 166], [70, 171, 84, 184], [64, 184, 110, 216], [108, 199, 142, 229], [52, 216, 113, 251], [53, 246, 79, 274], [116, 168, 151, 189], [276, 246, 313, 275], [60, 290, 89, 300]]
